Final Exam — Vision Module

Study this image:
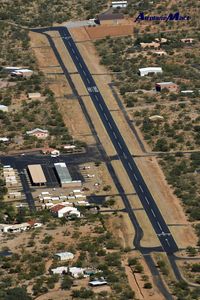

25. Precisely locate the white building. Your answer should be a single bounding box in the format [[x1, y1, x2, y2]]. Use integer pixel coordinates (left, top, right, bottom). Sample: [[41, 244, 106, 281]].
[[0, 223, 30, 233], [112, 1, 127, 8], [89, 279, 108, 286], [138, 67, 163, 77], [51, 266, 68, 275], [51, 204, 81, 218], [0, 137, 9, 142], [54, 251, 74, 261], [28, 92, 41, 100], [0, 105, 8, 112], [11, 69, 33, 78], [69, 267, 85, 278]]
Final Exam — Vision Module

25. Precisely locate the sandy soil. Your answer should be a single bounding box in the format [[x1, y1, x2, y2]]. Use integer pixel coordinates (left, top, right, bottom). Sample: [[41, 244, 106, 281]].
[[70, 27, 91, 42], [85, 24, 134, 40], [105, 213, 135, 249], [70, 19, 134, 42]]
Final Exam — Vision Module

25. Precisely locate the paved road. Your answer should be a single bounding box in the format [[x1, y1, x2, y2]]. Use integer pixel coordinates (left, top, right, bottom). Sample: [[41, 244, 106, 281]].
[[33, 26, 178, 255]]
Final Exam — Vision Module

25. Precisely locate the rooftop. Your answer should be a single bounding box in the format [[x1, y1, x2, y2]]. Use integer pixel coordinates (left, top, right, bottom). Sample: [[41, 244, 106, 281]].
[[27, 164, 47, 184], [54, 162, 72, 183]]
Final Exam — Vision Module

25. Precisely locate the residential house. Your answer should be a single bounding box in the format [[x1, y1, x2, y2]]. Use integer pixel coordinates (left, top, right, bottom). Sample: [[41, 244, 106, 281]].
[[11, 69, 33, 78], [153, 50, 167, 56], [26, 128, 49, 139], [139, 67, 163, 77], [28, 92, 41, 100], [69, 267, 85, 278], [140, 42, 160, 49], [89, 278, 108, 287], [180, 38, 194, 44], [51, 266, 68, 275], [155, 82, 178, 92], [0, 105, 8, 112], [50, 204, 80, 218], [54, 252, 74, 261], [111, 1, 127, 8], [149, 115, 164, 121]]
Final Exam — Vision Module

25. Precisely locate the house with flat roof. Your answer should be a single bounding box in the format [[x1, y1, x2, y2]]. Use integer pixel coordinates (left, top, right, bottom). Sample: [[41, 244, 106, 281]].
[[26, 128, 49, 139], [111, 1, 127, 8], [54, 252, 74, 261], [155, 82, 178, 92], [27, 164, 47, 186], [140, 42, 160, 49], [11, 69, 33, 78], [139, 67, 163, 77], [28, 92, 41, 100], [51, 266, 68, 275], [0, 105, 8, 112], [69, 267, 85, 278]]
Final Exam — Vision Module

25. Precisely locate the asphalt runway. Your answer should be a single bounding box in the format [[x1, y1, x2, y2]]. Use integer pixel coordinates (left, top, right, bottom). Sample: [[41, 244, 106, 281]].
[[39, 26, 179, 254]]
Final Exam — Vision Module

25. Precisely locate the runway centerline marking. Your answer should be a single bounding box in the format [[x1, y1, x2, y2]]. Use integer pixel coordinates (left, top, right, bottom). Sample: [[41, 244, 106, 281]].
[[128, 162, 132, 170], [72, 49, 75, 54], [139, 185, 144, 193], [99, 103, 103, 111], [165, 239, 170, 247], [145, 196, 149, 204], [123, 152, 127, 159], [113, 132, 117, 139], [108, 122, 112, 129], [151, 209, 156, 217], [157, 221, 162, 231], [134, 174, 138, 181], [118, 142, 122, 149], [104, 113, 108, 121], [87, 78, 90, 84]]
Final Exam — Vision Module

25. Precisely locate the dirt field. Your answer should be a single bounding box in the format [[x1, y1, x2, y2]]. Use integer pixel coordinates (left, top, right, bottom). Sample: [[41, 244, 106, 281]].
[[71, 19, 134, 41]]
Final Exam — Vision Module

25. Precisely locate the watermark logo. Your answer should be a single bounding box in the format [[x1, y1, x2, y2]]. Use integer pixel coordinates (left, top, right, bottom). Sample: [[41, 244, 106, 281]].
[[134, 12, 190, 22]]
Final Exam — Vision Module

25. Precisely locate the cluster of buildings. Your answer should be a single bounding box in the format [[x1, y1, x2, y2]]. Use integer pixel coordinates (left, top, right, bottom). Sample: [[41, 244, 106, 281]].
[[51, 252, 108, 286], [39, 189, 87, 204], [3, 165, 18, 187]]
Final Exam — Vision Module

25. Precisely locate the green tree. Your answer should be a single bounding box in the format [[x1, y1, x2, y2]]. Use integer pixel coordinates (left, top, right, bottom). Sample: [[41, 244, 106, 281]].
[[4, 288, 32, 300]]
